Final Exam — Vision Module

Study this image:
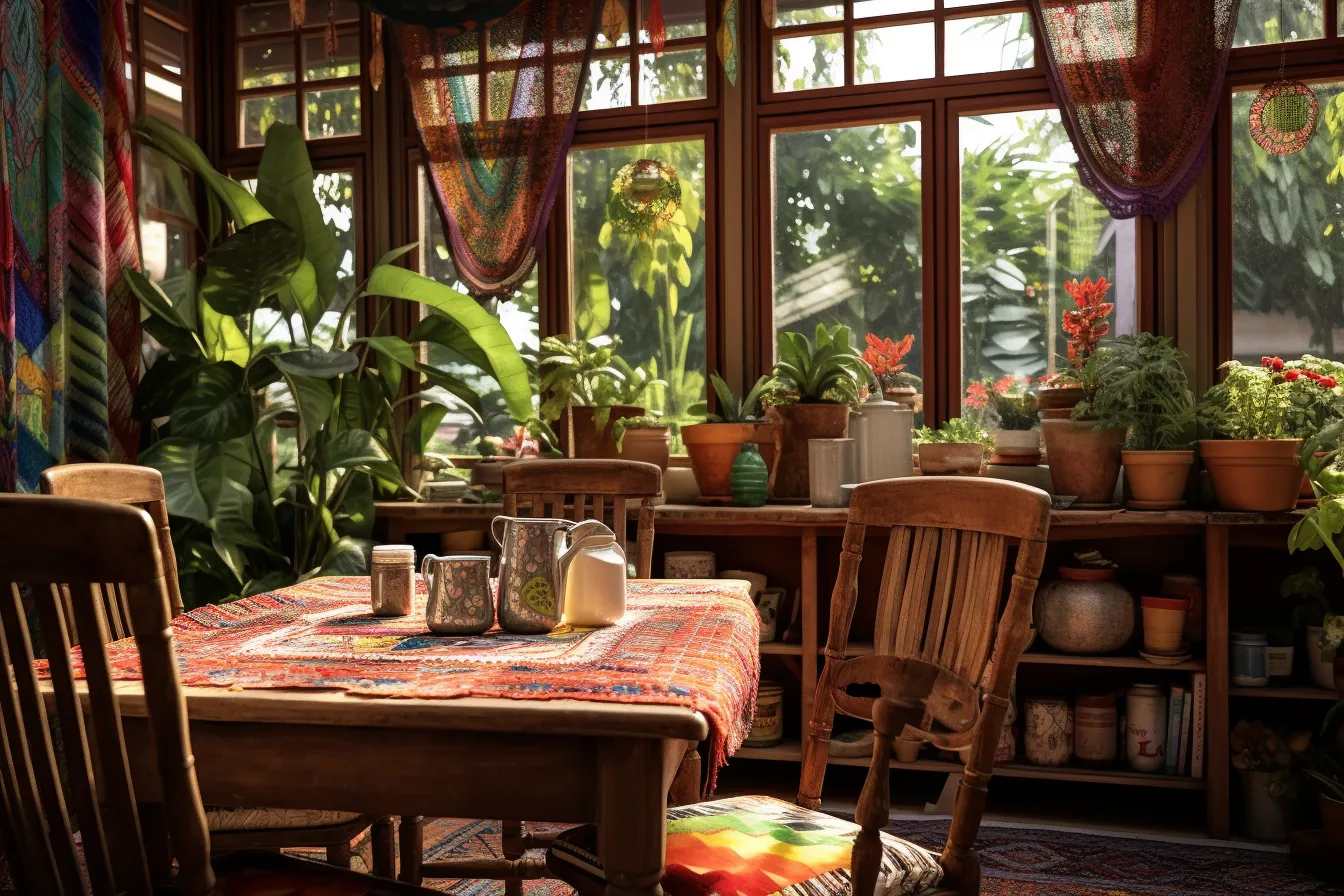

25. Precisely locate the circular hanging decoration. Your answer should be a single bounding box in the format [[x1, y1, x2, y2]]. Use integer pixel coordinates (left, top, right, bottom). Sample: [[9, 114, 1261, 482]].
[[1249, 78, 1319, 155], [609, 159, 682, 239]]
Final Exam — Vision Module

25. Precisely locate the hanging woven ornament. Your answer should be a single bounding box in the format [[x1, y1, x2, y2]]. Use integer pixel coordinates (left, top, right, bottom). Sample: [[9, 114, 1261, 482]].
[[648, 0, 666, 55], [601, 0, 628, 44], [1249, 78, 1318, 155], [609, 159, 682, 240], [718, 0, 739, 86], [369, 13, 385, 91]]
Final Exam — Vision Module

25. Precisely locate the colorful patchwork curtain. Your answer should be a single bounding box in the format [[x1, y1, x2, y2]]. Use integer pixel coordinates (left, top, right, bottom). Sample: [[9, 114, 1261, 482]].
[[1029, 0, 1242, 220], [1, 0, 141, 492], [398, 0, 602, 297]]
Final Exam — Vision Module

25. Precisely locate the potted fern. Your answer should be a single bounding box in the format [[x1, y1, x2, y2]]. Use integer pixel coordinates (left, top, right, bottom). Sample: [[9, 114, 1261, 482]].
[[914, 418, 992, 476], [770, 324, 869, 500], [538, 335, 662, 459], [682, 373, 777, 498], [1075, 334, 1197, 510]]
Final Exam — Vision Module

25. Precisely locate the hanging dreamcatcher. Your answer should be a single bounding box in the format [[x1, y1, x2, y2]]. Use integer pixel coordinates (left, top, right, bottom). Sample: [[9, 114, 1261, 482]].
[[608, 159, 682, 239], [1249, 76, 1318, 155]]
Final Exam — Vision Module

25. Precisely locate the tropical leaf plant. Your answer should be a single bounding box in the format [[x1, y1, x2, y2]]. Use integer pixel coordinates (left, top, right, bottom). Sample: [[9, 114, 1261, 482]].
[[129, 121, 532, 606], [1072, 333, 1196, 451], [689, 373, 778, 423], [771, 324, 869, 406]]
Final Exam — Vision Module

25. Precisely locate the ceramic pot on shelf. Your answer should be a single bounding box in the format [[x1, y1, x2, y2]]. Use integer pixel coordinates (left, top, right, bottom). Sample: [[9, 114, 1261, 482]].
[[618, 426, 671, 472], [1199, 439, 1304, 512], [1241, 769, 1292, 842], [774, 403, 850, 500], [563, 405, 646, 459], [1074, 694, 1118, 766], [1033, 566, 1135, 655], [994, 429, 1041, 464], [850, 399, 914, 482], [1309, 625, 1335, 690], [747, 418, 781, 495], [1122, 450, 1195, 510], [1023, 697, 1072, 767], [1041, 419, 1126, 504], [1161, 573, 1205, 646], [883, 385, 922, 413], [1036, 384, 1084, 420], [1141, 595, 1190, 654], [681, 422, 754, 499], [1125, 683, 1167, 773], [917, 443, 985, 476], [808, 438, 856, 507], [730, 443, 770, 507]]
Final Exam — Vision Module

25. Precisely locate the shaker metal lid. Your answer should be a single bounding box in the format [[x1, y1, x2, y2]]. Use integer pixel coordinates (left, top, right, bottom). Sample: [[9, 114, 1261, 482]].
[[371, 544, 416, 563]]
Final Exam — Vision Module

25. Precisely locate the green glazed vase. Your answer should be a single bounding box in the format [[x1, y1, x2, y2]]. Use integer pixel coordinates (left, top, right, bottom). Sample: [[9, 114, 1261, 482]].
[[730, 442, 769, 507]]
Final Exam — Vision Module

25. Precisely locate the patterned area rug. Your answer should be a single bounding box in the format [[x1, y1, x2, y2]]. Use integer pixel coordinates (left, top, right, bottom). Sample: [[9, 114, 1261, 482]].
[[312, 816, 1342, 896]]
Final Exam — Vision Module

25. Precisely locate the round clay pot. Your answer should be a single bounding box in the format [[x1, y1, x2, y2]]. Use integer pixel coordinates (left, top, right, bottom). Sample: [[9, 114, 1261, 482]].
[[1141, 595, 1190, 654], [1322, 794, 1344, 850], [681, 422, 754, 498], [1199, 439, 1304, 512], [747, 419, 781, 495], [917, 443, 985, 476], [1033, 566, 1135, 654], [563, 405, 645, 459], [1037, 384, 1084, 420], [1041, 419, 1125, 504], [618, 426, 671, 472], [775, 403, 850, 500], [994, 429, 1041, 461], [1122, 450, 1194, 510]]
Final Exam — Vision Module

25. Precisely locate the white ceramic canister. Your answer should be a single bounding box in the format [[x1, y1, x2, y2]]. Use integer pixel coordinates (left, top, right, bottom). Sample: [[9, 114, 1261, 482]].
[[1125, 683, 1168, 773], [745, 682, 785, 747], [1023, 697, 1072, 766], [849, 399, 914, 483], [808, 438, 856, 507]]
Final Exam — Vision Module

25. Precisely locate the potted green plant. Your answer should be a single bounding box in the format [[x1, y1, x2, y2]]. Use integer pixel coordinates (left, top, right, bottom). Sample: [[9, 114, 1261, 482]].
[[1230, 719, 1301, 842], [965, 375, 1040, 463], [1074, 333, 1197, 510], [1305, 701, 1344, 848], [913, 418, 991, 476], [613, 414, 671, 472], [538, 335, 663, 459], [862, 332, 922, 412], [682, 373, 777, 498], [1199, 355, 1337, 511], [770, 324, 869, 499]]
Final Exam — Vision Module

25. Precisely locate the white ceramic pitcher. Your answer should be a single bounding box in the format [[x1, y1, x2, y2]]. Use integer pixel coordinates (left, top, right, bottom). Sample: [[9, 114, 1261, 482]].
[[554, 523, 627, 627]]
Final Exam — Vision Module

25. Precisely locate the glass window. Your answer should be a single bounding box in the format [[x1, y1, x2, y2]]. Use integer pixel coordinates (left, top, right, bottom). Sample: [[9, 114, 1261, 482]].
[[578, 0, 709, 109], [775, 32, 845, 92], [944, 13, 1034, 77], [771, 121, 924, 414], [1231, 81, 1344, 362], [568, 139, 709, 441], [855, 23, 935, 84], [1235, 0, 1323, 46], [958, 109, 1137, 416]]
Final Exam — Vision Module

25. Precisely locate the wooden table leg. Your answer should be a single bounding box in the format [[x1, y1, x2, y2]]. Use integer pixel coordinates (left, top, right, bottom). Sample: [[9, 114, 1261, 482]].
[[398, 816, 424, 884], [371, 817, 396, 879], [598, 739, 668, 896]]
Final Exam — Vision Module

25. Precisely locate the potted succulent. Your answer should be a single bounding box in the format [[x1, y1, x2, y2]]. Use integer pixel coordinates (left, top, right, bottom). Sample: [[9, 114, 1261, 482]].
[[1037, 276, 1112, 419], [683, 373, 777, 499], [862, 332, 922, 412], [1075, 333, 1197, 510], [770, 324, 869, 500], [1230, 720, 1301, 842], [965, 375, 1040, 463], [538, 335, 663, 459], [613, 415, 671, 472], [1305, 701, 1344, 848], [913, 418, 991, 476], [1199, 356, 1337, 512]]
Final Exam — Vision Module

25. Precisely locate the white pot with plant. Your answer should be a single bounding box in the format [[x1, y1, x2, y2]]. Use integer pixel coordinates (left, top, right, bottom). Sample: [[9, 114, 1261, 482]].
[[914, 418, 991, 476], [964, 375, 1040, 463]]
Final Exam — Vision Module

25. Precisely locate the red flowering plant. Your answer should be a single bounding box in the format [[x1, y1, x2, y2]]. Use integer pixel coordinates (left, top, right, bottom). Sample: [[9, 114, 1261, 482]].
[[862, 333, 921, 392], [1199, 356, 1342, 442], [964, 375, 1040, 431], [1054, 276, 1114, 387]]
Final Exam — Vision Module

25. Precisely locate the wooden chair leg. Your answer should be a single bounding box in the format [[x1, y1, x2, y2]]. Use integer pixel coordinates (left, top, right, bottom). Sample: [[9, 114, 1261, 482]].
[[398, 816, 424, 885], [326, 839, 352, 869], [668, 741, 701, 807], [502, 820, 524, 896], [371, 816, 396, 879]]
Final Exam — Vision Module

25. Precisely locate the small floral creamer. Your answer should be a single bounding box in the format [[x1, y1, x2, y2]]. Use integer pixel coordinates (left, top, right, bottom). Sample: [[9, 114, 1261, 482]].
[[423, 554, 493, 634]]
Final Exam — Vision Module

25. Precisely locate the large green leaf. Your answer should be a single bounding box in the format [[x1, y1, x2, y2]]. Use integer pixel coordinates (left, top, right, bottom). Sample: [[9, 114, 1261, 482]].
[[272, 349, 359, 379], [358, 335, 418, 371], [363, 265, 531, 421], [255, 124, 338, 309], [199, 220, 305, 316], [405, 403, 450, 456], [143, 317, 203, 361], [200, 303, 251, 366], [323, 429, 404, 485], [171, 363, 253, 442], [134, 357, 201, 421], [124, 268, 189, 329], [138, 437, 253, 526], [315, 536, 371, 577], [333, 472, 375, 539], [283, 374, 335, 440], [414, 363, 484, 419]]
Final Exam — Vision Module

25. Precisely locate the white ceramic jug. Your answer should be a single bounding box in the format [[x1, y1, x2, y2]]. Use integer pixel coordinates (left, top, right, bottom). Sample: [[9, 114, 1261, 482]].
[[849, 398, 914, 483], [554, 522, 627, 627]]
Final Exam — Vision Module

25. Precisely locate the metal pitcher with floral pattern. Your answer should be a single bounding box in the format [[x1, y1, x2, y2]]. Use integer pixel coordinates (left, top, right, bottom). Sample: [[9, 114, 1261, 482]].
[[491, 516, 610, 633]]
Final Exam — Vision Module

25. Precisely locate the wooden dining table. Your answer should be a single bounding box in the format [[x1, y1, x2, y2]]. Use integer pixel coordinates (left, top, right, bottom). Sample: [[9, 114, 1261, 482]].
[[47, 576, 761, 896]]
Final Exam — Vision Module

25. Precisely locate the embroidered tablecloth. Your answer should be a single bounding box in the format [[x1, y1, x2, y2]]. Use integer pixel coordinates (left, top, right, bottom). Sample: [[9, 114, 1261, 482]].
[[89, 577, 760, 789]]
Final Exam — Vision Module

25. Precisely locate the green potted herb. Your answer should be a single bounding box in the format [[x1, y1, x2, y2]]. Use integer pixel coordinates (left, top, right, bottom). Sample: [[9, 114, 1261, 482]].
[[913, 418, 992, 476], [682, 373, 777, 498], [770, 324, 869, 499], [538, 335, 663, 459], [613, 414, 671, 472], [1074, 333, 1197, 510]]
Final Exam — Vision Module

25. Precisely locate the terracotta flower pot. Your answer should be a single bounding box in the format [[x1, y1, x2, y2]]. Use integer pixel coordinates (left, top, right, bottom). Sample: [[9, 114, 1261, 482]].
[[1199, 439, 1304, 512], [1037, 384, 1084, 420], [774, 403, 850, 500], [618, 426, 671, 472], [747, 419, 781, 495], [1321, 793, 1344, 850], [1141, 595, 1189, 654], [1122, 449, 1194, 510], [561, 405, 646, 459], [1040, 419, 1125, 504], [994, 429, 1041, 462], [681, 422, 754, 498], [917, 443, 985, 476]]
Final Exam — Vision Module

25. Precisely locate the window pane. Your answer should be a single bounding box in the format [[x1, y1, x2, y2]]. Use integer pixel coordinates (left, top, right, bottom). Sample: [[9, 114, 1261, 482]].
[[959, 109, 1137, 408], [774, 1, 842, 26], [772, 121, 924, 417], [239, 39, 296, 88], [138, 146, 192, 219], [856, 23, 935, 84], [775, 32, 844, 92], [303, 0, 360, 26], [240, 93, 296, 147], [144, 71, 185, 129], [1235, 0, 1323, 46], [303, 30, 361, 80], [944, 13, 1033, 76], [639, 0, 706, 41], [143, 15, 185, 74], [313, 170, 358, 346], [583, 57, 632, 110], [305, 86, 361, 138], [639, 46, 708, 103], [1231, 82, 1344, 362], [855, 0, 933, 15], [239, 1, 292, 36], [139, 218, 190, 283], [568, 140, 709, 439]]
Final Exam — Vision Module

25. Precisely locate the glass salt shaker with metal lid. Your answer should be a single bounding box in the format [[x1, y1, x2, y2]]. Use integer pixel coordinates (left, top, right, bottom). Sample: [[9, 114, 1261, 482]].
[[370, 544, 416, 617]]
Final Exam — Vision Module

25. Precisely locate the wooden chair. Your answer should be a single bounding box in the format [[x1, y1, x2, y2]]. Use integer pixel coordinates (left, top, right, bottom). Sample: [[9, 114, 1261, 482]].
[[38, 463, 389, 875], [0, 494, 438, 896], [545, 477, 1051, 896]]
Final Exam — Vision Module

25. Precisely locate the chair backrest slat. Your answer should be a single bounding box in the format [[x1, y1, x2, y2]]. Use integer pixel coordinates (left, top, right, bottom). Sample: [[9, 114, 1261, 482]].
[[0, 494, 216, 896], [502, 460, 661, 578]]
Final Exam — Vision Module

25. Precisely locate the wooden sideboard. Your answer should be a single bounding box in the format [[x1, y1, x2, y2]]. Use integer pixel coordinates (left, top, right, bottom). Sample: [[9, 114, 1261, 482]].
[[375, 500, 1316, 838]]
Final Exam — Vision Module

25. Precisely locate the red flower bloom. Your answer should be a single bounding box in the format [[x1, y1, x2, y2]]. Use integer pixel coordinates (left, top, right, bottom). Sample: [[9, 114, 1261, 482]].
[[993, 375, 1016, 395], [1323, 376, 1338, 389], [1284, 370, 1301, 381], [1305, 370, 1322, 381], [1271, 357, 1285, 372], [1261, 356, 1273, 367], [1061, 277, 1113, 372], [862, 333, 914, 377], [964, 381, 989, 410]]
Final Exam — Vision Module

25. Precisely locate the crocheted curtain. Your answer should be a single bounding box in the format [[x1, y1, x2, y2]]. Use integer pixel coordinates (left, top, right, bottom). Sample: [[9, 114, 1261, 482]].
[[1028, 0, 1242, 220], [398, 0, 601, 297], [1, 0, 141, 492]]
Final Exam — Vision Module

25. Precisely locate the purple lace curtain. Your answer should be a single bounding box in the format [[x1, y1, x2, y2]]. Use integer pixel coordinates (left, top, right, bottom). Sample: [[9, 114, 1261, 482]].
[[398, 1, 601, 297], [1029, 0, 1242, 220]]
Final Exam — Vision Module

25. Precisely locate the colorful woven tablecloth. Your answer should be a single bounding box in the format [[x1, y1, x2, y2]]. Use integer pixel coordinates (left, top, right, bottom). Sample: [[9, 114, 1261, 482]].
[[91, 577, 760, 791]]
